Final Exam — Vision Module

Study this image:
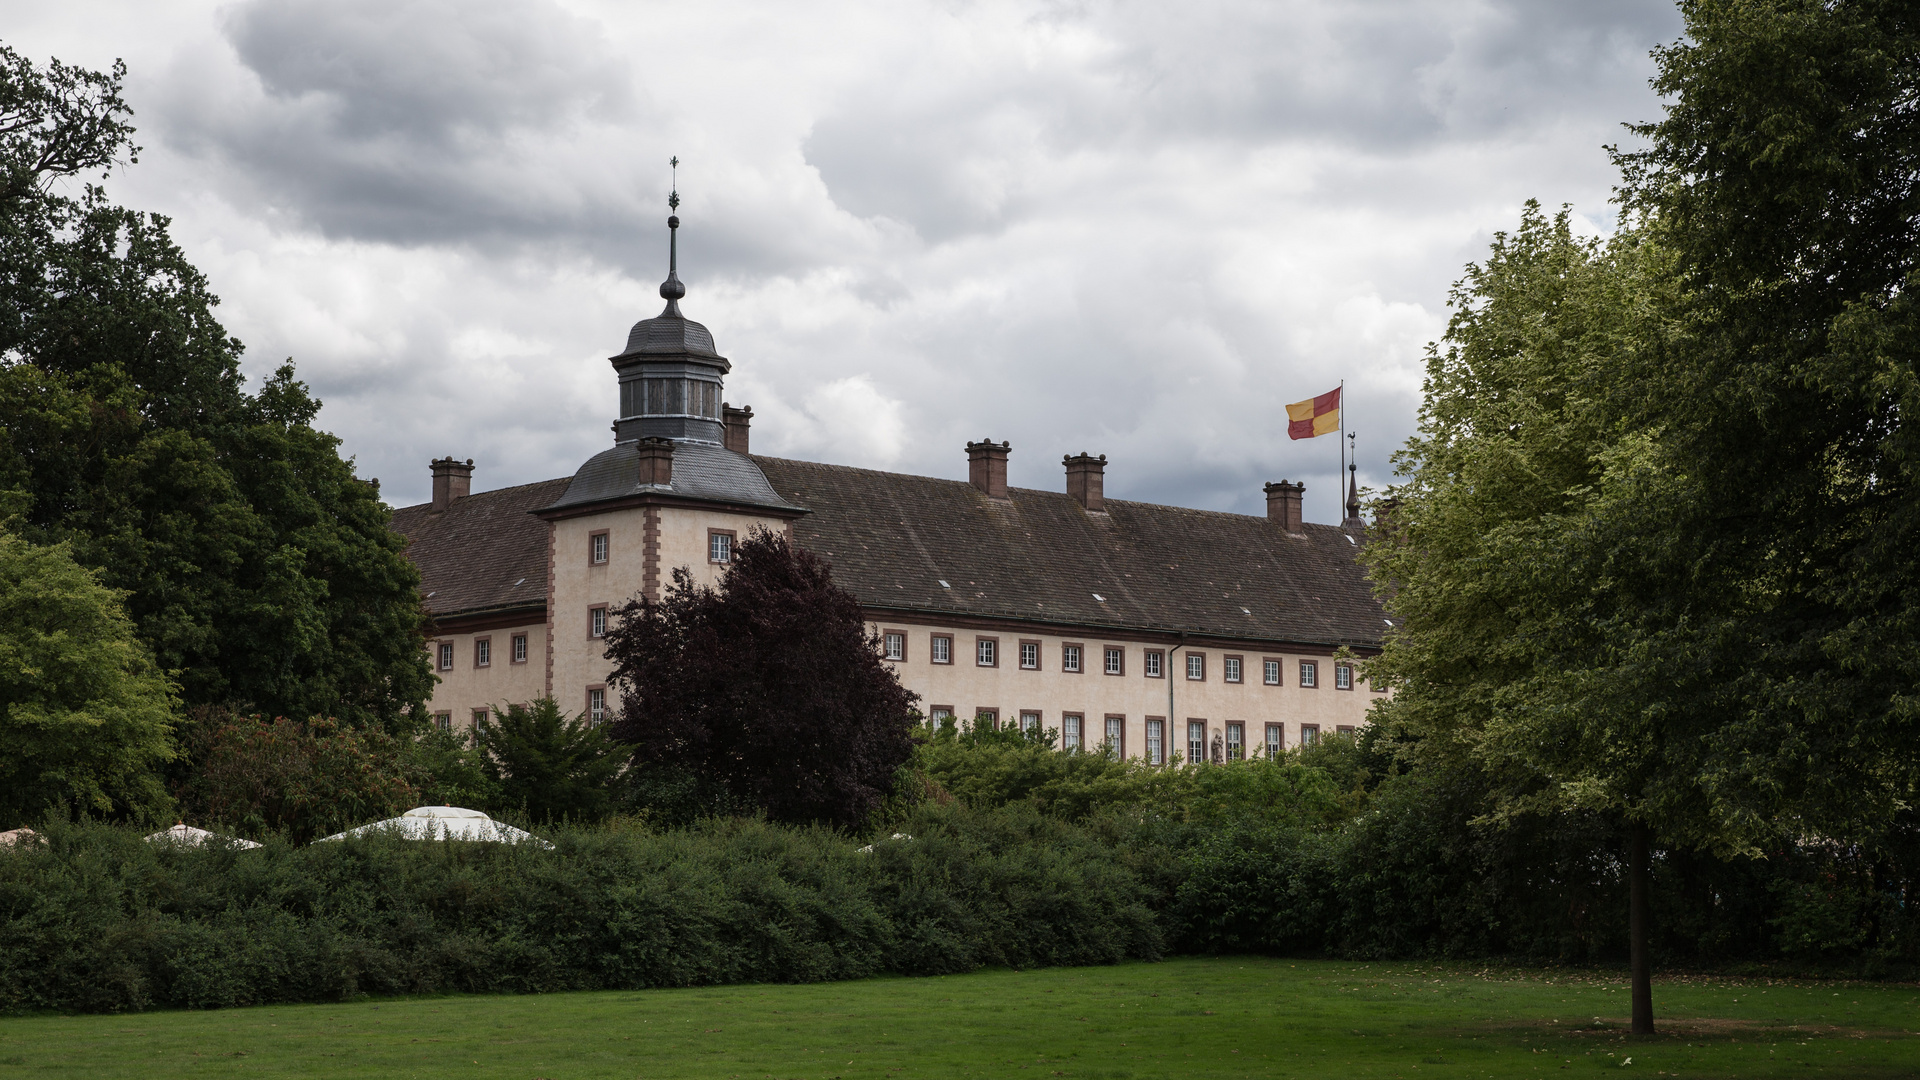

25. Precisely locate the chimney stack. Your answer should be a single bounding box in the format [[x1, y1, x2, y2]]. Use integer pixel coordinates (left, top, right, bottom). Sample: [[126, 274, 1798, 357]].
[[1064, 453, 1106, 512], [966, 439, 1011, 500], [1264, 480, 1304, 534], [430, 457, 474, 512], [636, 437, 675, 487], [722, 403, 753, 455]]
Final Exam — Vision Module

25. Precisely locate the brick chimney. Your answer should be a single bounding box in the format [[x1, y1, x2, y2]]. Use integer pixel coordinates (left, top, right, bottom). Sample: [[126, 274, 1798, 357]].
[[1064, 452, 1106, 512], [430, 457, 473, 512], [1264, 480, 1304, 533], [723, 403, 753, 454], [636, 437, 674, 487], [966, 439, 1011, 500]]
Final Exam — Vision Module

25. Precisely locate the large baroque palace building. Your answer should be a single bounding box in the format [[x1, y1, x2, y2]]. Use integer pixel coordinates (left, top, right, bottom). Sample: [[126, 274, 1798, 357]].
[[392, 216, 1387, 764]]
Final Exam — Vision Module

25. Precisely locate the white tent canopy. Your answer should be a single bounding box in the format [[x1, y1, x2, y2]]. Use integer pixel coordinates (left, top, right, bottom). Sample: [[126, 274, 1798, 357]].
[[315, 806, 552, 848], [146, 823, 262, 849]]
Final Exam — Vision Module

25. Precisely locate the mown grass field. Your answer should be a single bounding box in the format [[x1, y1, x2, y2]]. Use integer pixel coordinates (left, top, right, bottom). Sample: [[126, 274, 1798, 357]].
[[0, 956, 1913, 1079]]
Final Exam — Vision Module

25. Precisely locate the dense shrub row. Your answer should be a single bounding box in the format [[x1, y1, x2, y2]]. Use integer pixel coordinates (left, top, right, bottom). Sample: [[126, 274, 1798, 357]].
[[0, 803, 1160, 1013], [4, 733, 1913, 1014]]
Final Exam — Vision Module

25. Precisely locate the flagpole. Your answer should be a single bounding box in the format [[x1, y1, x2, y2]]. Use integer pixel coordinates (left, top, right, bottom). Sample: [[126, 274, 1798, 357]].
[[1338, 378, 1345, 523]]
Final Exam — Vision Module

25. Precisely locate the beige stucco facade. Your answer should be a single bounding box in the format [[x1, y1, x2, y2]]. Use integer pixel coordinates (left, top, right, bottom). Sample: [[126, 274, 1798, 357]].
[[424, 621, 548, 730], [424, 501, 796, 728], [869, 620, 1380, 761]]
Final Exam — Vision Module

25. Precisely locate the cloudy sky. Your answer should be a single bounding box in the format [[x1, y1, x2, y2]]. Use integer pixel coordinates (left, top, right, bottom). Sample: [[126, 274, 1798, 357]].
[[6, 0, 1681, 520]]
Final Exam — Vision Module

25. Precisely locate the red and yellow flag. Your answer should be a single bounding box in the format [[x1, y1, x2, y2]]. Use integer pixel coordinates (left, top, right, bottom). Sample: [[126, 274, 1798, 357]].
[[1286, 387, 1341, 440]]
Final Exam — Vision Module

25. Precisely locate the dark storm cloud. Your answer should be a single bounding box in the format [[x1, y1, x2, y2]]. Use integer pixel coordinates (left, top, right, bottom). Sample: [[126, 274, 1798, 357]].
[[806, 0, 1681, 242], [157, 0, 661, 255]]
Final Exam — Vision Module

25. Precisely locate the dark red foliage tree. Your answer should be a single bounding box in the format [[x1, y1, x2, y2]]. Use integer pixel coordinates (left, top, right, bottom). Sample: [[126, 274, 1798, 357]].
[[604, 529, 918, 829]]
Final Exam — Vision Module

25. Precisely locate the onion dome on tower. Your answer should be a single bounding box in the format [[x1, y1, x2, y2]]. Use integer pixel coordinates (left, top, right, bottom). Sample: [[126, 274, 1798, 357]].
[[609, 165, 730, 445]]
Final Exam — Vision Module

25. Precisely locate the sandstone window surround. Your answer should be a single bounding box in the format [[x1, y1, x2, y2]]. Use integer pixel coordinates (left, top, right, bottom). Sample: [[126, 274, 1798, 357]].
[[589, 530, 609, 566], [882, 630, 906, 662], [1224, 655, 1243, 683], [1146, 717, 1165, 764], [1263, 657, 1283, 686], [1019, 640, 1040, 669], [1300, 660, 1319, 688], [512, 634, 528, 664], [1103, 646, 1125, 676], [474, 637, 491, 668], [708, 529, 735, 564], [975, 637, 998, 668], [931, 634, 953, 664], [1186, 652, 1206, 681], [1062, 713, 1083, 751], [1144, 649, 1164, 678], [1062, 643, 1083, 673]]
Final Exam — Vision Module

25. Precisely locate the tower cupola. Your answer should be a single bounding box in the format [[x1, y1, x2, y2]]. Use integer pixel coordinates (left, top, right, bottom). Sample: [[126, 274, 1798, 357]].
[[609, 161, 729, 445]]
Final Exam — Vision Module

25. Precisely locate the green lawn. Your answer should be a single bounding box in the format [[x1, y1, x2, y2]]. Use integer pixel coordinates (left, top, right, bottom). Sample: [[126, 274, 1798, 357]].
[[0, 957, 1913, 1078]]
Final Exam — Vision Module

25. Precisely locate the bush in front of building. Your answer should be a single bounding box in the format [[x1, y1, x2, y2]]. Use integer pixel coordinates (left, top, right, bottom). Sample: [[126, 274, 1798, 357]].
[[0, 800, 1162, 1014], [605, 530, 919, 830]]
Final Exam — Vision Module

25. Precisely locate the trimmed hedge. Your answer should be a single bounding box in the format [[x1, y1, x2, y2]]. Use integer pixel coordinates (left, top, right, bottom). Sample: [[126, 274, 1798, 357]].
[[0, 803, 1161, 1013], [6, 772, 1914, 1014]]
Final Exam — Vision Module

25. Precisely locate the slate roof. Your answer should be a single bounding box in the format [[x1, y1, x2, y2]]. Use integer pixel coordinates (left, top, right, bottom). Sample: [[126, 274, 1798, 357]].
[[544, 441, 802, 514], [614, 304, 724, 362], [752, 456, 1386, 648], [390, 478, 566, 619]]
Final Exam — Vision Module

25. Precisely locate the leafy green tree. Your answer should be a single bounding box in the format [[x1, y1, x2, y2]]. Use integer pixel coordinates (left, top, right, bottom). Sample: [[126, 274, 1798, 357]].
[[172, 712, 422, 843], [1373, 0, 1920, 1029], [0, 43, 432, 730], [472, 698, 624, 823], [1362, 202, 1693, 1029], [0, 529, 176, 827]]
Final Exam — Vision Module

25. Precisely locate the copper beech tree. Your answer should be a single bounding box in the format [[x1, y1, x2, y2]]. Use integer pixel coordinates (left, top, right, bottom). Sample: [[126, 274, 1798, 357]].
[[603, 529, 919, 829]]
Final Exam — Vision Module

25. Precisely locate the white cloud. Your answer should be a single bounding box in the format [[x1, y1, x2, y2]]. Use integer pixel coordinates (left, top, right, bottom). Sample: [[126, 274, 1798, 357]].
[[4, 0, 1683, 518]]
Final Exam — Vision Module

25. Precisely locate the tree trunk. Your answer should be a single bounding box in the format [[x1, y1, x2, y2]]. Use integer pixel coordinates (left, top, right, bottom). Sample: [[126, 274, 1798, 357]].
[[1628, 820, 1655, 1035]]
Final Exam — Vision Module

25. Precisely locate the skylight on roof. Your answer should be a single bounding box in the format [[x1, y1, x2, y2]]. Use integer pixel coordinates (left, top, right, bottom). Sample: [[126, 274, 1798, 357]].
[[1345, 534, 1356, 545], [1091, 593, 1105, 602], [1241, 607, 1251, 615], [513, 578, 525, 586], [425, 591, 435, 598], [938, 580, 950, 589]]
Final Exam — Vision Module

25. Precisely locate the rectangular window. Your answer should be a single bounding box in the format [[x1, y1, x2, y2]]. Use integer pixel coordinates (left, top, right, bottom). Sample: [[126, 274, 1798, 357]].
[[1301, 723, 1320, 745], [1224, 655, 1243, 683], [931, 635, 952, 664], [1263, 658, 1282, 686], [1265, 723, 1283, 758], [1104, 646, 1124, 676], [1226, 722, 1244, 760], [1062, 644, 1083, 673], [512, 634, 528, 664], [590, 531, 609, 565], [475, 638, 491, 668], [472, 708, 489, 727], [1146, 718, 1164, 765], [1370, 674, 1388, 693], [1337, 725, 1356, 734], [437, 641, 454, 671], [589, 606, 607, 638], [1019, 640, 1039, 669], [973, 708, 998, 731], [709, 530, 734, 564], [1187, 720, 1207, 765], [929, 706, 954, 728], [975, 637, 997, 667], [1144, 650, 1164, 678], [1186, 652, 1205, 681], [1104, 715, 1124, 759], [587, 688, 606, 725], [1063, 713, 1083, 751], [433, 711, 451, 731], [883, 631, 905, 661], [1300, 660, 1319, 688], [1335, 662, 1354, 690], [1019, 710, 1040, 733]]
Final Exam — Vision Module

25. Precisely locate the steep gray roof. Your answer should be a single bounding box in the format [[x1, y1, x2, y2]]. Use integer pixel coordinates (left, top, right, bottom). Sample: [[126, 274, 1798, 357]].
[[544, 441, 803, 514], [754, 456, 1386, 648], [390, 478, 567, 619]]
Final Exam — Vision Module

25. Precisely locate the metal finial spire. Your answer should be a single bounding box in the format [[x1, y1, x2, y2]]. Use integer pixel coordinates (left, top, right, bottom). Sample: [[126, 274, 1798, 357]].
[[659, 156, 685, 309]]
